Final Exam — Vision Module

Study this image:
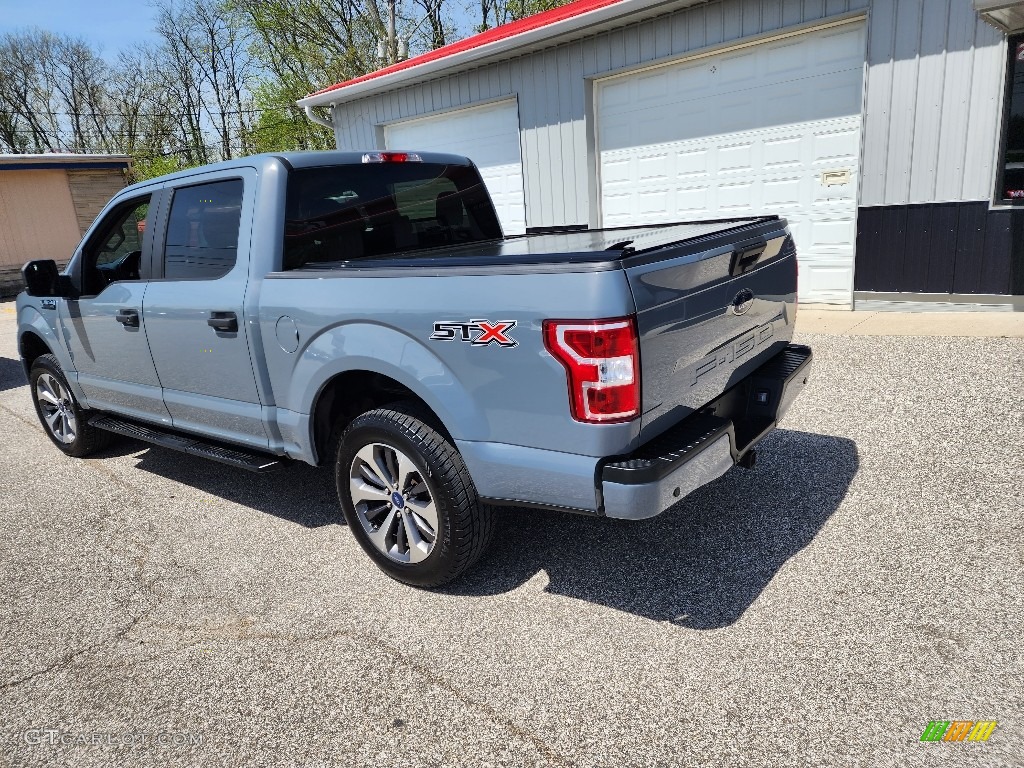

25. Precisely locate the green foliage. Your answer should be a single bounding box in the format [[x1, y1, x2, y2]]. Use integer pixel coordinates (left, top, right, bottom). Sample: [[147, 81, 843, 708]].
[[130, 154, 188, 184], [244, 81, 334, 154]]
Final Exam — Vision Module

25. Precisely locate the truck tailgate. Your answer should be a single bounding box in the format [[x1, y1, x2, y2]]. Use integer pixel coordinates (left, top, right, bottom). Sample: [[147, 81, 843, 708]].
[[620, 218, 797, 443]]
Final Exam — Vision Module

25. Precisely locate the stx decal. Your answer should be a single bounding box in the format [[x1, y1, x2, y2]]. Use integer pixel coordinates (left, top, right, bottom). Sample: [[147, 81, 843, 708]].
[[431, 320, 518, 348]]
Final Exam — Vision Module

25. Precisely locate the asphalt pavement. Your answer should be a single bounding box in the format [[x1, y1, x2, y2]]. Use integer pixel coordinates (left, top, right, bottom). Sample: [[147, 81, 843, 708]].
[[0, 299, 1021, 767]]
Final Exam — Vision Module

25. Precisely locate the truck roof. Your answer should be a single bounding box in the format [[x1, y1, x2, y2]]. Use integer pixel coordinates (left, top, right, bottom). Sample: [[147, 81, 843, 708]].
[[119, 150, 476, 196]]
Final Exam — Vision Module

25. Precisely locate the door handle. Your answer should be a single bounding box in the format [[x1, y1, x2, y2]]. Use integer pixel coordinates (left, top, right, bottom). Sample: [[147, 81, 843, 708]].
[[115, 309, 140, 328], [207, 311, 238, 333]]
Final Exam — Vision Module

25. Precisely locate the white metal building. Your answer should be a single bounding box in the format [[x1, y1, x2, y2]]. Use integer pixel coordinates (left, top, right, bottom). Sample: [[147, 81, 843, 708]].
[[300, 0, 1024, 309]]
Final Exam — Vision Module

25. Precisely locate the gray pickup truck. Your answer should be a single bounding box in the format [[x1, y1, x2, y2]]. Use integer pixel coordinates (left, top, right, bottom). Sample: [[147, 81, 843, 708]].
[[16, 151, 811, 586]]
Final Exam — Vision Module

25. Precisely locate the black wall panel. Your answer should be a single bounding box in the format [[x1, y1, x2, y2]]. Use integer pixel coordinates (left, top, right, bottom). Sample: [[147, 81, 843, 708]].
[[854, 202, 1021, 295]]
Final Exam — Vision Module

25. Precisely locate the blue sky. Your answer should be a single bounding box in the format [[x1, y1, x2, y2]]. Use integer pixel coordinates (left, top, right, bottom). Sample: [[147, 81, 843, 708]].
[[0, 0, 480, 60], [0, 0, 160, 58]]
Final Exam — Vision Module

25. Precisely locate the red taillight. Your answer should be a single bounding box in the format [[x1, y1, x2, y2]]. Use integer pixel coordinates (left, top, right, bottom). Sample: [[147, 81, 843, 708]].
[[362, 151, 422, 163], [543, 317, 640, 424]]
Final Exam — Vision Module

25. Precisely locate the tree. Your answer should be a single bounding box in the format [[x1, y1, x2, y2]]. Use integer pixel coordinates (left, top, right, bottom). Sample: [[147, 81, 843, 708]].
[[154, 0, 259, 162], [475, 0, 573, 32], [230, 0, 458, 151]]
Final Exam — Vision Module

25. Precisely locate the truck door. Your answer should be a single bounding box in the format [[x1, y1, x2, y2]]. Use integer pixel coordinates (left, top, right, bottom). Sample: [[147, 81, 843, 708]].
[[60, 191, 172, 423], [142, 169, 269, 449]]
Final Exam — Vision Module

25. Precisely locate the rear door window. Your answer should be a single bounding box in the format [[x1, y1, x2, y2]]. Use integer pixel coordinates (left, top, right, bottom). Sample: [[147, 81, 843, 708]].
[[164, 179, 243, 280], [283, 163, 502, 270]]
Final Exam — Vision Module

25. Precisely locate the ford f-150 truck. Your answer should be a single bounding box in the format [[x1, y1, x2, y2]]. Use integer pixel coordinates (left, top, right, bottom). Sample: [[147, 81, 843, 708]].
[[16, 151, 811, 586]]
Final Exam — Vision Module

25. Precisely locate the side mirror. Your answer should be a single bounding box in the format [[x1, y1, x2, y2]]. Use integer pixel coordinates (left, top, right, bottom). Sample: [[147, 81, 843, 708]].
[[22, 260, 74, 298]]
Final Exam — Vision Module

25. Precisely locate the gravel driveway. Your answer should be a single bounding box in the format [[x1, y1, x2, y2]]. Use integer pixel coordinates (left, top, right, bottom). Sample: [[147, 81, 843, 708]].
[[1, 301, 1020, 767]]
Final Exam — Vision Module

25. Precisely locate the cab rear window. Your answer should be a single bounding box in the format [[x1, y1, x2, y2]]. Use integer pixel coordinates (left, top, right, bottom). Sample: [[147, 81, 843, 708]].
[[283, 163, 502, 270]]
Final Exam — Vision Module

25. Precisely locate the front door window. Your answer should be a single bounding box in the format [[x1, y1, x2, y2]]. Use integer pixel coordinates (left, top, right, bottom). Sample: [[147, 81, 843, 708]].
[[83, 198, 150, 295]]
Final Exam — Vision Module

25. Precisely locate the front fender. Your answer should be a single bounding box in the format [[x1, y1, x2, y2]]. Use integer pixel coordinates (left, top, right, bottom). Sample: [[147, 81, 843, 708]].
[[16, 298, 81, 396], [292, 321, 489, 441]]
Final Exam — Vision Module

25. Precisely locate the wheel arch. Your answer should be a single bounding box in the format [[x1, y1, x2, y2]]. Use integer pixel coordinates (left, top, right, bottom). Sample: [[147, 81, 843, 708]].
[[18, 329, 52, 378], [310, 369, 453, 464], [292, 322, 488, 465]]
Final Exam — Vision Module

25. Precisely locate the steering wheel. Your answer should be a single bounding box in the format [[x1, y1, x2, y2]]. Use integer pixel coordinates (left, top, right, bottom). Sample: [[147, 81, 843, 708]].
[[93, 250, 142, 289]]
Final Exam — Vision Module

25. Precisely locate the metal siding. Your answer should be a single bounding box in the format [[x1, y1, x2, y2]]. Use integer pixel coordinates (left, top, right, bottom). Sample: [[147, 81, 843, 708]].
[[963, 17, 1005, 200], [934, 7, 975, 200], [569, 42, 589, 224], [860, 0, 1006, 206], [332, 0, 870, 227], [906, 0, 948, 203]]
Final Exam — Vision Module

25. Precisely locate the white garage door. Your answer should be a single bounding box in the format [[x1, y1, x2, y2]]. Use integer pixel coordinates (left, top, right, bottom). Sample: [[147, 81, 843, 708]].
[[384, 99, 527, 235], [597, 22, 866, 305]]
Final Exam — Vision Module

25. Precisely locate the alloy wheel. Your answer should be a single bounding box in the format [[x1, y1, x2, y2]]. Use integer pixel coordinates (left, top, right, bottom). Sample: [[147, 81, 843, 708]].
[[36, 373, 77, 445], [348, 442, 438, 564]]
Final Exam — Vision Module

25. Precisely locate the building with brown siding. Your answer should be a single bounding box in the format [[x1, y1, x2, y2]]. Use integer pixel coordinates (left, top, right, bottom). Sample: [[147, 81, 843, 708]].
[[0, 154, 131, 297]]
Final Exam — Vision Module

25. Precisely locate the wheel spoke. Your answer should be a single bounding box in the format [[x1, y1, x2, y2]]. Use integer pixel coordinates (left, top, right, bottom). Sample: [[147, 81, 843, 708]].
[[402, 512, 431, 563], [366, 508, 398, 552], [62, 414, 76, 442], [395, 452, 419, 494], [382, 447, 399, 488], [353, 445, 390, 489], [38, 375, 59, 401], [395, 511, 407, 554], [37, 388, 59, 406], [43, 409, 61, 431], [349, 477, 391, 506], [406, 497, 438, 536]]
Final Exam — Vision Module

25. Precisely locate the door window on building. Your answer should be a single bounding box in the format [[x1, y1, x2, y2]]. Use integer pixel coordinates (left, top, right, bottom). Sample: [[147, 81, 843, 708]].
[[1000, 34, 1024, 201]]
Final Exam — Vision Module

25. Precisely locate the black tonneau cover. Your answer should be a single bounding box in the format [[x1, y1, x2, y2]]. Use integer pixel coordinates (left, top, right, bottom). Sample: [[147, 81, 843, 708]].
[[289, 216, 780, 272]]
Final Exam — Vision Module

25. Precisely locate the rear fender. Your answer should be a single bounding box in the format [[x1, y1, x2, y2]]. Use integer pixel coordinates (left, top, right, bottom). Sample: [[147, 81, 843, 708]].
[[293, 322, 487, 449]]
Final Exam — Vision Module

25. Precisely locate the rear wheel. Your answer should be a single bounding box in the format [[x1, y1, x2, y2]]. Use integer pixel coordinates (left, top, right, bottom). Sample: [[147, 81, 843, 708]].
[[335, 404, 494, 587], [29, 354, 111, 457]]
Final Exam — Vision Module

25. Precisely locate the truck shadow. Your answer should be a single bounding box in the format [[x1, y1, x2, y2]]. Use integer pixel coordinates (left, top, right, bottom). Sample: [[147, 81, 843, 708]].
[[0, 356, 27, 392], [110, 426, 855, 628], [113, 445, 342, 529], [446, 428, 858, 629]]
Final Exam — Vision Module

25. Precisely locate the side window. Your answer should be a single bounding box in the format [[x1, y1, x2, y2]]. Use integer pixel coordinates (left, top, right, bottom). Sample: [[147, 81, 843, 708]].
[[82, 196, 150, 296], [164, 179, 243, 280]]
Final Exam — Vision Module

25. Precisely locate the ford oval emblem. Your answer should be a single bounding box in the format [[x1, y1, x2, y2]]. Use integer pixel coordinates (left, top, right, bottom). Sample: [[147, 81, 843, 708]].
[[732, 288, 754, 316]]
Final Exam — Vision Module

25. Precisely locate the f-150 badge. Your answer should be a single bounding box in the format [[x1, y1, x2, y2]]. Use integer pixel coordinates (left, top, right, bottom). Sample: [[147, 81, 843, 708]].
[[431, 320, 518, 348]]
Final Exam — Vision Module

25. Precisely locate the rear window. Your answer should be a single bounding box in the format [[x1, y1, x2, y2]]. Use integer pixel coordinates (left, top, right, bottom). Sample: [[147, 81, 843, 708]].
[[283, 163, 502, 270]]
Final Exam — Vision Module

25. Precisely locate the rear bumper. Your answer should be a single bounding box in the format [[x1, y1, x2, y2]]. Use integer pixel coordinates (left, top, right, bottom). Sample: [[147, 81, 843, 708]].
[[600, 344, 812, 520]]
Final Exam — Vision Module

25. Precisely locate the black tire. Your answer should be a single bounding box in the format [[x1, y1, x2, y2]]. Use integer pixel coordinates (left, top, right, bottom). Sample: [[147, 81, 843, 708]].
[[335, 403, 494, 587], [29, 354, 112, 458]]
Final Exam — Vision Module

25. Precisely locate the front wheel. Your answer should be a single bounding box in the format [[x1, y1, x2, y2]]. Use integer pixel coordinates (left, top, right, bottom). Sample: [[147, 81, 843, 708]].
[[335, 404, 494, 587], [29, 354, 111, 457]]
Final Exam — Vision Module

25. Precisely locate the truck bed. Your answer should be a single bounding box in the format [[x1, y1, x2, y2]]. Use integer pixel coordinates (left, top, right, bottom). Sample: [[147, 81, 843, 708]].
[[271, 213, 796, 446], [280, 216, 779, 272]]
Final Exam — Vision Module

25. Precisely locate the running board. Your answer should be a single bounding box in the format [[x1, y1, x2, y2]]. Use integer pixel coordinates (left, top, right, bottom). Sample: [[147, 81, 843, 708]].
[[88, 415, 287, 473]]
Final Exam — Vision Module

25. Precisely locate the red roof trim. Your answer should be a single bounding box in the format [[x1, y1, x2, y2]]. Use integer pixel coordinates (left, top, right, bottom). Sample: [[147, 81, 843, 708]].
[[307, 0, 627, 99]]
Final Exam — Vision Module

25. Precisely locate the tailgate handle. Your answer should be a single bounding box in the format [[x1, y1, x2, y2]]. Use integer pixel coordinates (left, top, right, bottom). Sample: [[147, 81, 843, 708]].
[[730, 240, 767, 277]]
